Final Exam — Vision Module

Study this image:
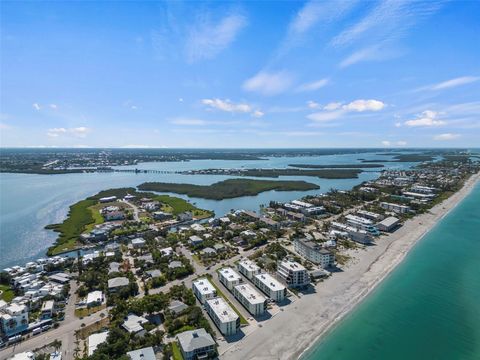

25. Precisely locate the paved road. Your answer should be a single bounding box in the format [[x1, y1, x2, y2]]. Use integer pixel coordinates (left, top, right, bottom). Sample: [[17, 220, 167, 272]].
[[0, 310, 106, 360]]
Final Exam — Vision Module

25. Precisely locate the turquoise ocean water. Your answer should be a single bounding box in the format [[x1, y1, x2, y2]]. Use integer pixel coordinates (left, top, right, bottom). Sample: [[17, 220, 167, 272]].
[[304, 181, 480, 360]]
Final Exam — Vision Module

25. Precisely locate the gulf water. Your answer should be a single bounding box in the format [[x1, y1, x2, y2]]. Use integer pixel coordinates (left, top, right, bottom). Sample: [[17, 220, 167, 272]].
[[304, 181, 480, 360]]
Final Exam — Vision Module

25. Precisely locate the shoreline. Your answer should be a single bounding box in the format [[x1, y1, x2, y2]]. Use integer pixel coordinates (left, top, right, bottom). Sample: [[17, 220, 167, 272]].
[[222, 172, 480, 360]]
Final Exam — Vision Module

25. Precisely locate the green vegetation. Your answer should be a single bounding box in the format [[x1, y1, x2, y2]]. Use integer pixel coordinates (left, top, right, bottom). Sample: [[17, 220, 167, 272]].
[[289, 163, 383, 169], [45, 187, 212, 255], [207, 273, 249, 325], [46, 199, 98, 255], [0, 284, 15, 302], [171, 342, 184, 360], [138, 178, 320, 200], [363, 154, 435, 163], [74, 304, 106, 318]]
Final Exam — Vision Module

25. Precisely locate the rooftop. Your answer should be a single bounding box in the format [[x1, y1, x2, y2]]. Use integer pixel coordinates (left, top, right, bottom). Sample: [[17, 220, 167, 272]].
[[176, 328, 215, 353], [193, 278, 216, 296], [218, 267, 242, 282], [254, 273, 285, 291], [234, 283, 267, 305], [206, 297, 239, 323]]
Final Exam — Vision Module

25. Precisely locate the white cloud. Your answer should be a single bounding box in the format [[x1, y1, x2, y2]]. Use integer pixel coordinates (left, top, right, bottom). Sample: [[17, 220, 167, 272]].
[[396, 140, 407, 146], [342, 99, 385, 112], [307, 101, 320, 109], [288, 0, 358, 35], [428, 76, 480, 91], [170, 118, 207, 126], [296, 78, 329, 92], [49, 104, 58, 110], [47, 127, 91, 138], [433, 133, 460, 141], [201, 98, 264, 117], [33, 103, 41, 111], [307, 99, 385, 123], [404, 110, 446, 127], [186, 14, 247, 62], [323, 102, 343, 111], [252, 110, 264, 118], [243, 71, 293, 96], [338, 45, 398, 68], [332, 0, 441, 47], [307, 110, 345, 122], [202, 98, 252, 113], [381, 140, 391, 146]]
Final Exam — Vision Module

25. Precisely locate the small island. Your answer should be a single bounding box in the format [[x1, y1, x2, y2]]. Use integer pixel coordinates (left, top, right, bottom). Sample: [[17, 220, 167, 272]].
[[138, 178, 320, 200], [45, 187, 213, 255], [179, 168, 363, 179], [288, 163, 383, 169]]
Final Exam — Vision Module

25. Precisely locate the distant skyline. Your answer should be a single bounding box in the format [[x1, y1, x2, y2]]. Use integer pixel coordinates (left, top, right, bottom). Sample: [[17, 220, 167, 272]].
[[1, 1, 479, 148]]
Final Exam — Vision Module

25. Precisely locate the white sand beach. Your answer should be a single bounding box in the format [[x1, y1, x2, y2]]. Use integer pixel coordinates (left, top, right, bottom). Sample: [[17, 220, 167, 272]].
[[222, 172, 480, 360]]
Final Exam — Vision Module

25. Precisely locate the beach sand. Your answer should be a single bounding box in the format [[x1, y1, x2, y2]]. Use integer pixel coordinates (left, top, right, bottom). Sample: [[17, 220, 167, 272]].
[[222, 172, 480, 360]]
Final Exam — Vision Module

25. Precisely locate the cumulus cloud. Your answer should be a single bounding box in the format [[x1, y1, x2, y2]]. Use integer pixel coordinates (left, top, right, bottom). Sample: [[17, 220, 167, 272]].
[[381, 140, 391, 146], [252, 110, 264, 118], [307, 99, 385, 123], [433, 133, 460, 141], [47, 127, 91, 138], [186, 14, 247, 62], [243, 71, 293, 96], [33, 103, 41, 111], [296, 78, 329, 92], [404, 110, 446, 127], [307, 101, 320, 109], [382, 140, 407, 146], [342, 99, 386, 112]]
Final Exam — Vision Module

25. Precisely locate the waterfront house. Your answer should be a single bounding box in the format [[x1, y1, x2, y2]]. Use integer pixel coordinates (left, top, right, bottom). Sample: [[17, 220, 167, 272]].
[[176, 328, 216, 360], [380, 202, 411, 214]]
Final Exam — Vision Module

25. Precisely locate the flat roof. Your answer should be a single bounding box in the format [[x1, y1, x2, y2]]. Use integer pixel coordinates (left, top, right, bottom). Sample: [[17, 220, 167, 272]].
[[280, 259, 306, 272], [238, 259, 260, 272], [254, 273, 285, 292], [193, 278, 216, 296], [218, 267, 242, 282], [88, 331, 109, 356], [379, 216, 400, 227], [234, 283, 267, 305], [206, 297, 238, 323]]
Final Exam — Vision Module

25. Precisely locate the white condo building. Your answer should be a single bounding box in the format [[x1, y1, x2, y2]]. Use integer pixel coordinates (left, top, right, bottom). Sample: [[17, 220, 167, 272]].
[[380, 202, 411, 214], [192, 278, 216, 304], [233, 283, 267, 316], [205, 297, 240, 336], [237, 259, 261, 280], [218, 267, 243, 290], [294, 238, 335, 268], [277, 260, 310, 288], [0, 303, 29, 337], [253, 273, 286, 302]]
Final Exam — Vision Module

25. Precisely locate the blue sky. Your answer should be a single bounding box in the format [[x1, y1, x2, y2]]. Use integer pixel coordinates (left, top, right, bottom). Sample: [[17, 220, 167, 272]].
[[1, 0, 479, 148]]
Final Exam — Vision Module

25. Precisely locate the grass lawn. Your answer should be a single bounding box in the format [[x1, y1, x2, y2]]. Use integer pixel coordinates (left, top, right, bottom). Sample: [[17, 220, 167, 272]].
[[171, 341, 184, 360], [0, 284, 15, 302], [207, 273, 249, 325], [74, 304, 106, 318]]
